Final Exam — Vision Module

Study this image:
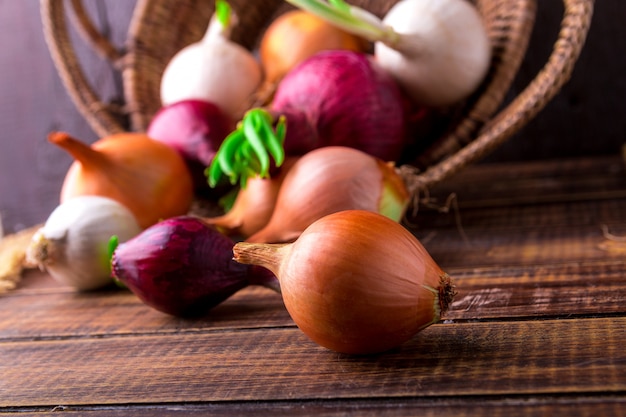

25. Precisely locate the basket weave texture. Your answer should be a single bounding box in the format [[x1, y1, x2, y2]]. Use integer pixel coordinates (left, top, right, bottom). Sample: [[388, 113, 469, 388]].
[[40, 0, 594, 196]]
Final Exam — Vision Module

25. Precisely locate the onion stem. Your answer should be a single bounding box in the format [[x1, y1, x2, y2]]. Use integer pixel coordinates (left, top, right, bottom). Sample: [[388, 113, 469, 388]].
[[419, 273, 455, 329], [107, 235, 119, 265], [215, 0, 231, 29], [107, 235, 127, 288], [206, 109, 286, 188], [285, 0, 399, 46], [205, 0, 235, 41]]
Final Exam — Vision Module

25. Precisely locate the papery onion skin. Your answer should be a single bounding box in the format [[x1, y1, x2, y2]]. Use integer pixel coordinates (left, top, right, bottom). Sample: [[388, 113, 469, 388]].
[[204, 157, 298, 238], [50, 131, 194, 229], [112, 216, 279, 317], [246, 146, 409, 244], [270, 50, 410, 162], [375, 0, 491, 107], [233, 210, 454, 355], [257, 9, 369, 103], [284, 0, 491, 107]]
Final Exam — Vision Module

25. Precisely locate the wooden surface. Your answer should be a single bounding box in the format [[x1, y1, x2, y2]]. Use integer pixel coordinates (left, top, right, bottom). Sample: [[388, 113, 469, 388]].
[[2, 155, 625, 415], [0, 0, 625, 235]]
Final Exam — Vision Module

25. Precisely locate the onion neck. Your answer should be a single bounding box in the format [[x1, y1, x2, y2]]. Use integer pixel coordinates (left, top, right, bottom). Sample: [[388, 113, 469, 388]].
[[48, 132, 110, 171], [203, 0, 236, 42], [390, 33, 427, 60], [233, 242, 290, 279]]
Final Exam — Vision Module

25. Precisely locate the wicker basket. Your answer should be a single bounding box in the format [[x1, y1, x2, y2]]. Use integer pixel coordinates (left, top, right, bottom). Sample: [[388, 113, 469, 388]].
[[40, 0, 594, 200]]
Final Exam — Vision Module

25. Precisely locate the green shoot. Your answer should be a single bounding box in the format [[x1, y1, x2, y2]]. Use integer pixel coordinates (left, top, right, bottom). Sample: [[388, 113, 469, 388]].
[[107, 235, 119, 265], [215, 0, 232, 30], [206, 109, 286, 189], [107, 235, 126, 288], [328, 0, 350, 13], [284, 0, 398, 45]]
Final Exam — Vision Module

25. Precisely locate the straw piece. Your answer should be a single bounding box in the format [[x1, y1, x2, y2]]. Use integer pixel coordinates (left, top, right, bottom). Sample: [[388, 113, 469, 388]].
[[0, 224, 41, 293]]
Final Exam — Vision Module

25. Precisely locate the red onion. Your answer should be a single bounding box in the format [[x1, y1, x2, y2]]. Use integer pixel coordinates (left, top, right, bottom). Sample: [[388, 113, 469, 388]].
[[270, 50, 409, 160], [111, 216, 279, 317], [207, 50, 412, 187], [147, 99, 235, 192]]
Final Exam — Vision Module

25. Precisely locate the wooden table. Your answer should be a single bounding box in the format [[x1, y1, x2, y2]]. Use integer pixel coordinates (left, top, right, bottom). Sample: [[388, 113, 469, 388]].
[[2, 155, 626, 415]]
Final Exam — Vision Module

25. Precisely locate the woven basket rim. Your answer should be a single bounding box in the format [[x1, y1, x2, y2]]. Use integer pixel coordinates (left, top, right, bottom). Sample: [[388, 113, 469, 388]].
[[40, 0, 595, 195]]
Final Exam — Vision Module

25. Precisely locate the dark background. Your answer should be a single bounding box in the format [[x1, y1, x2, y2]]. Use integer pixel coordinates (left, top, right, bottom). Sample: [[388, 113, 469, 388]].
[[0, 0, 623, 234]]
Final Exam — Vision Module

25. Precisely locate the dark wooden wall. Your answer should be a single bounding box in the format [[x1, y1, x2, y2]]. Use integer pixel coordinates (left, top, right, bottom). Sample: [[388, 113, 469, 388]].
[[0, 0, 623, 234]]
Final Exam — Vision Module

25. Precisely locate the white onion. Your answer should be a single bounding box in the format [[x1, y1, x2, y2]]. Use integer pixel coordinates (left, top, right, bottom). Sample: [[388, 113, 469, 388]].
[[286, 0, 491, 107], [160, 6, 262, 120], [375, 0, 491, 106]]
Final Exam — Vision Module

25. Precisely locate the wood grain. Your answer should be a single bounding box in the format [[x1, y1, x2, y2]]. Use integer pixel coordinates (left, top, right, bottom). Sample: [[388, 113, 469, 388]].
[[3, 396, 626, 417], [2, 317, 626, 407], [425, 156, 626, 207], [0, 274, 290, 341]]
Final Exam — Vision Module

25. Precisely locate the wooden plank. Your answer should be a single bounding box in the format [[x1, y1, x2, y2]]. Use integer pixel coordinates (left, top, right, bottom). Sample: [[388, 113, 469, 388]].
[[4, 396, 626, 416], [0, 274, 290, 341], [446, 260, 626, 320], [2, 259, 626, 340], [411, 197, 626, 234], [415, 214, 626, 269], [421, 156, 626, 209], [405, 160, 626, 269], [419, 224, 624, 269], [2, 317, 626, 406]]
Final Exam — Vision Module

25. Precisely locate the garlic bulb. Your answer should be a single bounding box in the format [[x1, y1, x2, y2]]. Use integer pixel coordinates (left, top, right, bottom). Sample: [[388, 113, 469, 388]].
[[26, 196, 142, 291]]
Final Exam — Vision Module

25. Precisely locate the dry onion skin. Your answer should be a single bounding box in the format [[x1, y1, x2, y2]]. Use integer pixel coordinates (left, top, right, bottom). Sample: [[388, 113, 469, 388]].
[[246, 146, 410, 243], [233, 210, 455, 354], [49, 131, 194, 229], [204, 157, 299, 238], [257, 9, 369, 103]]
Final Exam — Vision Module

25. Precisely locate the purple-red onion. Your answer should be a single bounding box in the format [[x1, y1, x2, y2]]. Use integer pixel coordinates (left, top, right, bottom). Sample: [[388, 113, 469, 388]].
[[111, 216, 279, 317], [270, 50, 410, 162], [147, 99, 235, 191]]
